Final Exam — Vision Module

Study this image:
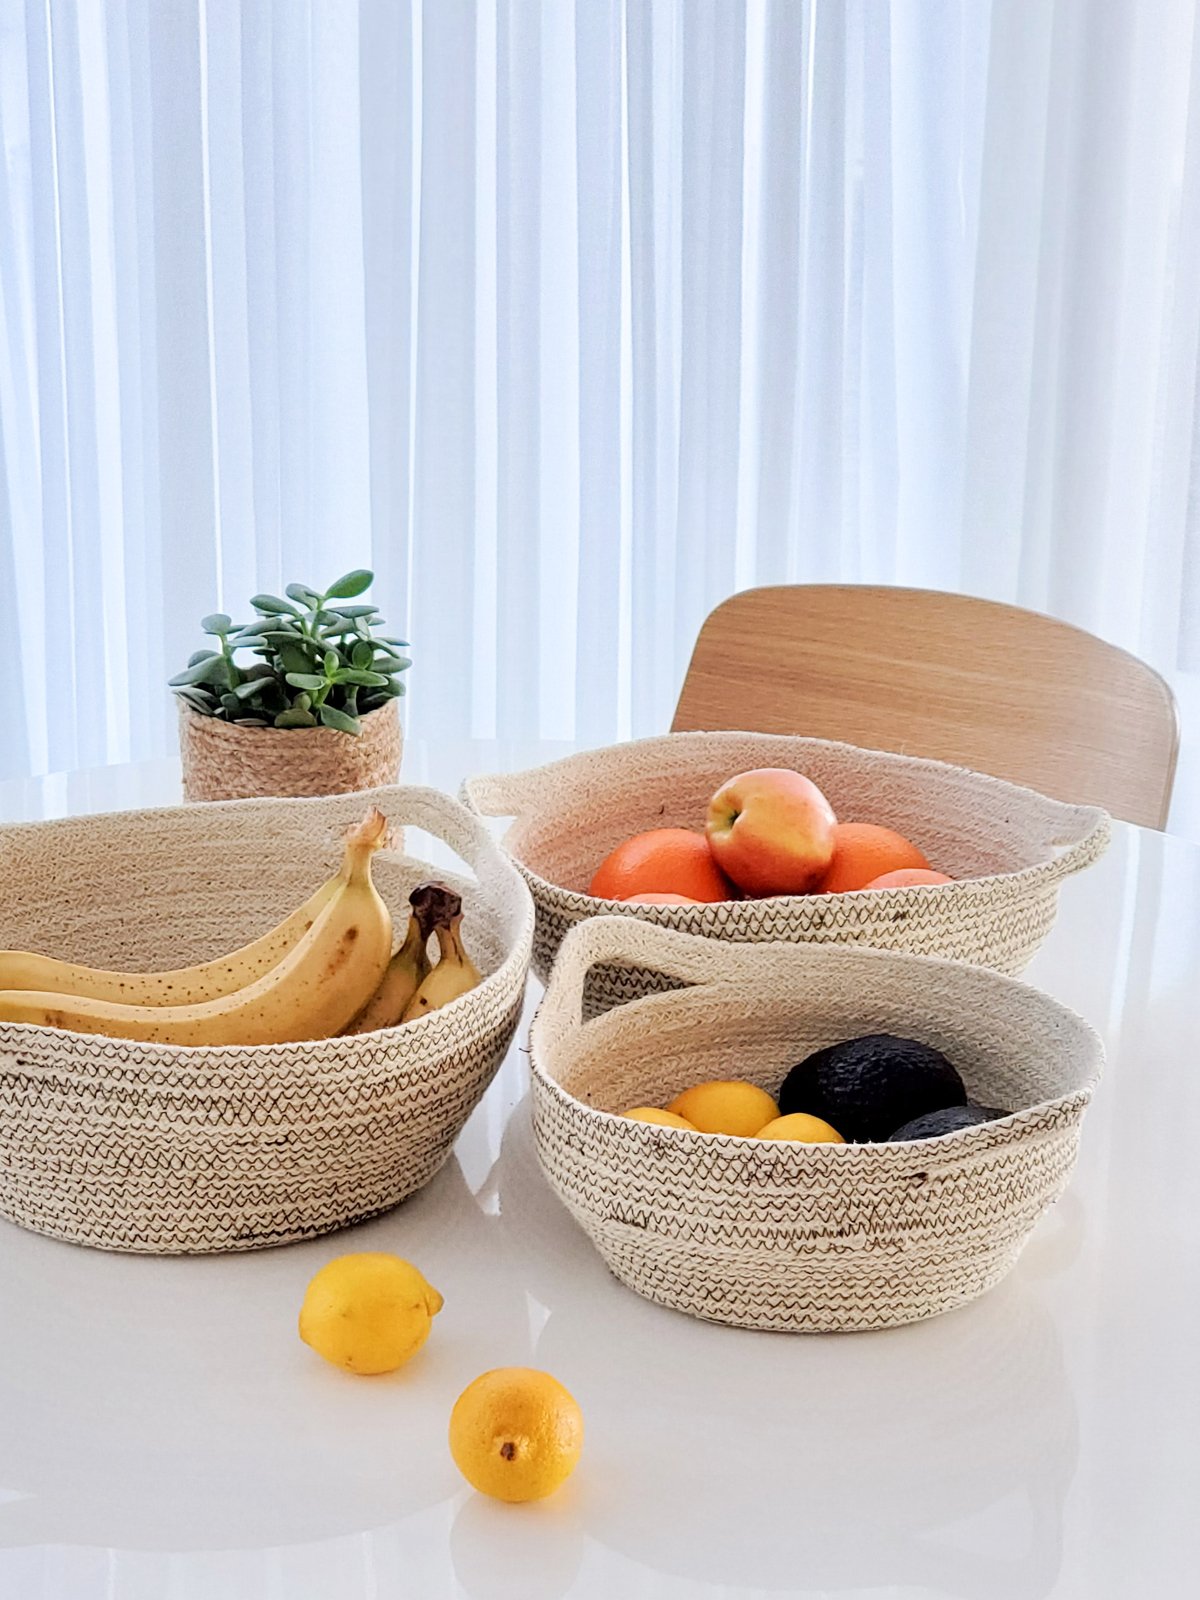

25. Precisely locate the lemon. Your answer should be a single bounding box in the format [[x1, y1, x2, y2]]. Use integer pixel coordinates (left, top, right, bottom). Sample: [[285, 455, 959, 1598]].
[[449, 1368, 584, 1503], [298, 1252, 443, 1375], [756, 1112, 845, 1143], [667, 1080, 779, 1137], [621, 1106, 697, 1130]]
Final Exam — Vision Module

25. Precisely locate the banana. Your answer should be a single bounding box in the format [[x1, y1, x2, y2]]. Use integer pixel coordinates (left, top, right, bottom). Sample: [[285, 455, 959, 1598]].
[[0, 809, 392, 1046], [342, 911, 430, 1034], [343, 881, 466, 1033], [401, 905, 482, 1022], [0, 875, 341, 1006]]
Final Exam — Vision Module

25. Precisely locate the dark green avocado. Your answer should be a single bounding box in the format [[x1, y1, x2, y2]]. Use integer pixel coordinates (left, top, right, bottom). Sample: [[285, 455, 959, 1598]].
[[778, 1033, 967, 1143], [889, 1103, 1002, 1141]]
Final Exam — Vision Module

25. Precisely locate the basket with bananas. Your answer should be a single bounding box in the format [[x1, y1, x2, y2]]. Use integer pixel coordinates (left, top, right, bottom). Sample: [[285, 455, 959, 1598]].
[[0, 786, 533, 1254], [0, 812, 483, 1046]]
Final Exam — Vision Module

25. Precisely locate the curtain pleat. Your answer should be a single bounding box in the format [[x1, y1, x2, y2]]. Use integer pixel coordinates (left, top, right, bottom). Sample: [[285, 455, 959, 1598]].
[[750, 0, 806, 584], [625, 0, 683, 736], [146, 0, 218, 745], [496, 0, 545, 735], [2, 0, 1200, 835], [675, 0, 745, 677], [410, 0, 475, 742], [573, 0, 626, 744], [359, 0, 416, 665]]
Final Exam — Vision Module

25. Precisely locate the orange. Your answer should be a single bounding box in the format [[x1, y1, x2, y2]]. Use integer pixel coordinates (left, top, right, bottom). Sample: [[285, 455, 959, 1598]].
[[449, 1368, 584, 1503], [621, 891, 701, 906], [863, 867, 952, 890], [589, 829, 734, 902], [819, 822, 932, 894]]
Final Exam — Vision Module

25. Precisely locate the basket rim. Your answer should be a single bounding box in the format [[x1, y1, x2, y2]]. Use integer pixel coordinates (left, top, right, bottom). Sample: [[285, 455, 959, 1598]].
[[0, 783, 535, 1067], [462, 728, 1112, 906]]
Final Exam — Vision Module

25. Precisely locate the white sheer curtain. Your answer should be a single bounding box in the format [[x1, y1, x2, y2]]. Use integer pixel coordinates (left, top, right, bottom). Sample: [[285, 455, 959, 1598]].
[[2, 0, 1199, 831]]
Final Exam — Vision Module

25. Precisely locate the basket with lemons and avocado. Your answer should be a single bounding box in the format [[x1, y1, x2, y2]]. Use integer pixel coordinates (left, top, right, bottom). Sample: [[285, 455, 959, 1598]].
[[529, 913, 1103, 1333]]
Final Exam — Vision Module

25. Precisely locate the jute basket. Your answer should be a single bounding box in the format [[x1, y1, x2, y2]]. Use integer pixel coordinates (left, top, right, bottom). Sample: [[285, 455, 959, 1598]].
[[464, 731, 1110, 1010], [179, 699, 402, 801], [531, 917, 1102, 1332], [0, 785, 533, 1254]]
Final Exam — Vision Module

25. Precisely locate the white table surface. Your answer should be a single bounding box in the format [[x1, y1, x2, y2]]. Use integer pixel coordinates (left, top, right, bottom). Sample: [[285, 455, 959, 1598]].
[[0, 743, 1196, 1600]]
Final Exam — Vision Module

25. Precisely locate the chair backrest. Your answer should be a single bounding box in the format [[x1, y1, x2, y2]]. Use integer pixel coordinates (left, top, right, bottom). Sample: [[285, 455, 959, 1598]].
[[672, 585, 1179, 829]]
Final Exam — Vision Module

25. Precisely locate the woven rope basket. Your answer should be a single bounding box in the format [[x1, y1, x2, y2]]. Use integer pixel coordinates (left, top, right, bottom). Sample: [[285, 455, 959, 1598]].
[[0, 786, 533, 1254], [464, 731, 1110, 1010], [530, 916, 1102, 1332], [179, 699, 402, 801]]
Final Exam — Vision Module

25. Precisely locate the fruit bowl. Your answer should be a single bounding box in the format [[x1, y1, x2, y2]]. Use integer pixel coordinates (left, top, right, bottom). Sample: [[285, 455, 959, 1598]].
[[463, 731, 1110, 1011], [529, 916, 1102, 1332], [0, 786, 533, 1253]]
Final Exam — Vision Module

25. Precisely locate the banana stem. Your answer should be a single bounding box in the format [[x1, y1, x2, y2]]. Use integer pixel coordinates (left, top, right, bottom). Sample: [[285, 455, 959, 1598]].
[[395, 912, 427, 962], [341, 807, 389, 879], [435, 916, 468, 966]]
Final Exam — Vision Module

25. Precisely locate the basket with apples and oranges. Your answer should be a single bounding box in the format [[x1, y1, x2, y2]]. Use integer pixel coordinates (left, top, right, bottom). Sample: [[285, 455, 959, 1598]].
[[463, 731, 1109, 1014]]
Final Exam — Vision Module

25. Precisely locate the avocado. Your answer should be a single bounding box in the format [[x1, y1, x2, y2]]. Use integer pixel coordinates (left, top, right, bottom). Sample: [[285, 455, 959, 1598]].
[[778, 1033, 966, 1143], [966, 1101, 1010, 1122], [889, 1103, 1002, 1141]]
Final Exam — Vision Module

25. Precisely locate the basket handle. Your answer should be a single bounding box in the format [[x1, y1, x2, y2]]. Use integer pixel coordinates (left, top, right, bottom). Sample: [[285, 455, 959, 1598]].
[[461, 764, 558, 821], [536, 914, 772, 1041], [1040, 806, 1112, 884], [354, 785, 514, 885]]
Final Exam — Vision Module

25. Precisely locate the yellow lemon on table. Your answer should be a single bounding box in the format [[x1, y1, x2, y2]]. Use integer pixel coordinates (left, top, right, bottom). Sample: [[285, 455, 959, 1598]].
[[449, 1368, 584, 1503], [667, 1080, 779, 1137], [756, 1112, 845, 1143], [621, 1106, 697, 1130], [299, 1252, 443, 1375]]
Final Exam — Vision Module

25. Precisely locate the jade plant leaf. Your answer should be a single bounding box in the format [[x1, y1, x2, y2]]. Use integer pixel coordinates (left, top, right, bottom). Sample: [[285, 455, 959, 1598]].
[[170, 574, 410, 732]]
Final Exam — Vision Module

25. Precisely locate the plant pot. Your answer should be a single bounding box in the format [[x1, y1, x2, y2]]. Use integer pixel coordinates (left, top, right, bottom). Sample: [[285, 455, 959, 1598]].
[[178, 700, 402, 802]]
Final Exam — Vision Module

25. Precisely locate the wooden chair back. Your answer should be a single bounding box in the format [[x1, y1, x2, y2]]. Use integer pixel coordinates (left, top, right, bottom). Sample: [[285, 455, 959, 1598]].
[[672, 585, 1179, 829]]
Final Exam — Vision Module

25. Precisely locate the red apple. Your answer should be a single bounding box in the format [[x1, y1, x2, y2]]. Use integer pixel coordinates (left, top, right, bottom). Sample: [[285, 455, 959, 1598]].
[[705, 768, 836, 896]]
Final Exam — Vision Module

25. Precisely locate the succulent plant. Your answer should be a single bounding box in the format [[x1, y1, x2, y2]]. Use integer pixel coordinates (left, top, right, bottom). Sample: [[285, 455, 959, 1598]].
[[169, 570, 409, 736]]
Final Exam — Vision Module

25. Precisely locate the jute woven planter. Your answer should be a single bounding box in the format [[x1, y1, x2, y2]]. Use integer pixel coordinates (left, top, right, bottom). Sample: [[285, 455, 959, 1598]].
[[464, 731, 1110, 1009], [179, 699, 402, 801], [0, 785, 533, 1253], [531, 916, 1103, 1332]]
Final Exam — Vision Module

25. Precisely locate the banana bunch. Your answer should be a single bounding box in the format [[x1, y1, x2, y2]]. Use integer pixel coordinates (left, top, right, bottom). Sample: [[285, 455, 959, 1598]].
[[401, 893, 481, 1022], [0, 809, 394, 1046], [343, 881, 482, 1033]]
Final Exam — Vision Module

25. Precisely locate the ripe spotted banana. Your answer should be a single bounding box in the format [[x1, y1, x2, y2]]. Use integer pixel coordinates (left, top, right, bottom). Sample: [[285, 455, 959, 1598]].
[[401, 907, 481, 1022], [0, 809, 392, 1046], [342, 911, 430, 1034], [0, 875, 341, 1006]]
